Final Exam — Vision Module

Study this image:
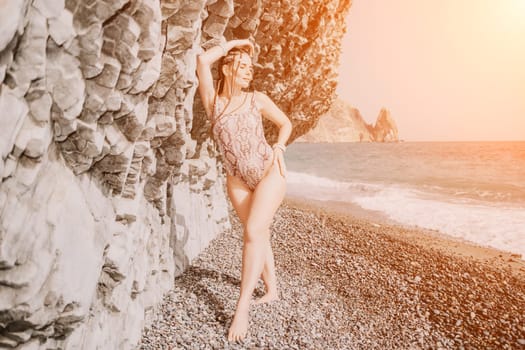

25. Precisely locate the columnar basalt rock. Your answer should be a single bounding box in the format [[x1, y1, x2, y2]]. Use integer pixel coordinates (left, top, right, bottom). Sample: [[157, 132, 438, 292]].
[[0, 0, 351, 348], [252, 1, 351, 144]]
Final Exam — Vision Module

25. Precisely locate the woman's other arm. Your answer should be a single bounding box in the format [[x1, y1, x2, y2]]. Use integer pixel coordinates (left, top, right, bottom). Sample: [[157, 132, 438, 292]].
[[255, 91, 293, 146], [255, 91, 293, 177]]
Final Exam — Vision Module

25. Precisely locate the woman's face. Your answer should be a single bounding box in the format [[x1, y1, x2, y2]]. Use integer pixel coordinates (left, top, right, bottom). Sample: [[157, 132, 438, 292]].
[[226, 53, 253, 89]]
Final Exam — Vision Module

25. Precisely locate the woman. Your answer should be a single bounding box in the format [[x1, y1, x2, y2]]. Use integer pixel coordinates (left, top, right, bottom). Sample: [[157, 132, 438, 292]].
[[196, 38, 293, 342]]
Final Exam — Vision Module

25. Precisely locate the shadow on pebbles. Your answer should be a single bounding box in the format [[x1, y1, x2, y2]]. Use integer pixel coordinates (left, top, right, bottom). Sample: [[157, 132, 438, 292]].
[[139, 203, 525, 350]]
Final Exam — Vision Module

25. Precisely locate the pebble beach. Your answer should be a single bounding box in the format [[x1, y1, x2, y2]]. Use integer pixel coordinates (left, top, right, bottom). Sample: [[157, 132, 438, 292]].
[[139, 198, 525, 349]]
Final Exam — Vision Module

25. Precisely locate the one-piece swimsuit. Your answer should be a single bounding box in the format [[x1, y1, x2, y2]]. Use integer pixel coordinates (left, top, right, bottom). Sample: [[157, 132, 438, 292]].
[[211, 91, 273, 190]]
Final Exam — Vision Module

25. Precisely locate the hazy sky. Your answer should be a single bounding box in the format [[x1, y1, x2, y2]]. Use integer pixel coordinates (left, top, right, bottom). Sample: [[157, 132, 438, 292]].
[[337, 0, 525, 141]]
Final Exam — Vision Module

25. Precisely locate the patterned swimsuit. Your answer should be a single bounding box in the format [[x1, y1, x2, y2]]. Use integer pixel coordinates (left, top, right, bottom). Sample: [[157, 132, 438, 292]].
[[212, 91, 273, 190]]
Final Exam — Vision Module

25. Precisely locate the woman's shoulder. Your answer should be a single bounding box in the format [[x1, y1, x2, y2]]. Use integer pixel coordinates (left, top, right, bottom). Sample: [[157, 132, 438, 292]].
[[252, 90, 272, 108], [252, 90, 266, 99]]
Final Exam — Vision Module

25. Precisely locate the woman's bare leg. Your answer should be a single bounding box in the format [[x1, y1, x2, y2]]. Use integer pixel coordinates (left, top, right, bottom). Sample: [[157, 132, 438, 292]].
[[228, 166, 286, 342], [227, 176, 279, 305], [254, 242, 279, 305]]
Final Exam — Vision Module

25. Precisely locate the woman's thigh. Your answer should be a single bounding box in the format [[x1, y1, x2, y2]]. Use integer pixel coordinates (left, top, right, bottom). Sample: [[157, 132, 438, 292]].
[[245, 165, 286, 234], [226, 174, 253, 225]]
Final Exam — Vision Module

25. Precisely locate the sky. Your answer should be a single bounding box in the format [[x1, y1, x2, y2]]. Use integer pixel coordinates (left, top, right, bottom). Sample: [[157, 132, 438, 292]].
[[337, 0, 525, 141]]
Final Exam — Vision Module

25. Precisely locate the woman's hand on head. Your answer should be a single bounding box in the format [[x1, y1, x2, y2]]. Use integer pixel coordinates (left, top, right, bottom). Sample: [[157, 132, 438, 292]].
[[272, 148, 287, 178], [230, 39, 254, 56]]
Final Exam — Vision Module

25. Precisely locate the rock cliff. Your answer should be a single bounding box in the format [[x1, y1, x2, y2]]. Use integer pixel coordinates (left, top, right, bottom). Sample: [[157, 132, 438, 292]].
[[373, 108, 399, 142], [0, 0, 351, 348], [296, 98, 399, 142]]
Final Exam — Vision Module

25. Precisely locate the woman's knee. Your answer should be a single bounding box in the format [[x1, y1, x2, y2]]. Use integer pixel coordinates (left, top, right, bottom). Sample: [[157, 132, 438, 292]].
[[244, 221, 270, 243]]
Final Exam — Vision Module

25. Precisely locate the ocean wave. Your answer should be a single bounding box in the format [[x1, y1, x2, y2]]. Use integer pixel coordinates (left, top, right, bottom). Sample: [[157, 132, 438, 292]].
[[287, 171, 385, 194], [286, 170, 525, 258], [352, 188, 525, 258]]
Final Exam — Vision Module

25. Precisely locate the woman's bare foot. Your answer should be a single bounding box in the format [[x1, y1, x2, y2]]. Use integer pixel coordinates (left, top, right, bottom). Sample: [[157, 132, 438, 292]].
[[254, 291, 279, 305], [228, 302, 250, 342]]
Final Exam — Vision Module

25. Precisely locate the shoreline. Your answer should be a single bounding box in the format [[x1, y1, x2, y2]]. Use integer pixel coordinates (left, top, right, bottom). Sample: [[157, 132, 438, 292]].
[[284, 195, 525, 279]]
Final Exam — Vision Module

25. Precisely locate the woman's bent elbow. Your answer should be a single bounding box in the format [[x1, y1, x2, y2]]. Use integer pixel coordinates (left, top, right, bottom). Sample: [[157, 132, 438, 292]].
[[197, 54, 210, 67]]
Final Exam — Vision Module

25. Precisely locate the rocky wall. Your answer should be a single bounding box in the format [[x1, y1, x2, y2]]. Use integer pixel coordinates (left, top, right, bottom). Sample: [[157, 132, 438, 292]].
[[0, 0, 351, 348]]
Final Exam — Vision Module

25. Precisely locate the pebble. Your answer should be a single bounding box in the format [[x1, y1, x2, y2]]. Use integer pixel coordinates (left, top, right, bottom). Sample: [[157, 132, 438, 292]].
[[139, 203, 525, 349]]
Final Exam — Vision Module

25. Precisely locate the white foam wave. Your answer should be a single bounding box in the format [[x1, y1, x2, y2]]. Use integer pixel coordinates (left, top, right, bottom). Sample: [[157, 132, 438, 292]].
[[287, 171, 384, 197], [353, 188, 525, 258], [287, 171, 525, 258]]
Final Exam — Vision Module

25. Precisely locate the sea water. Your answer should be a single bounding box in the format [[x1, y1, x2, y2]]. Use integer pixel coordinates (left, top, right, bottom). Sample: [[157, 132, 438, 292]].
[[285, 142, 525, 258]]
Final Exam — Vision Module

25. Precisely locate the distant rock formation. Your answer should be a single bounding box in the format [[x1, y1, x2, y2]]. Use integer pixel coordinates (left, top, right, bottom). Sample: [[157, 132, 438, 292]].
[[296, 98, 399, 142], [373, 108, 399, 142]]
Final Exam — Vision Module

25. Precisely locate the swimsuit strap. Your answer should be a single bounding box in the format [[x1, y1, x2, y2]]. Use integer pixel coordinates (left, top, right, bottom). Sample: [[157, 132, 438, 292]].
[[211, 95, 227, 129], [250, 91, 257, 110], [211, 92, 250, 129]]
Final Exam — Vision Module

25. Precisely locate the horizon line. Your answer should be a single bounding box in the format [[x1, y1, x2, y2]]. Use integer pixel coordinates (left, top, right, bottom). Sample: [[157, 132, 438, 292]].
[[398, 139, 525, 143]]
